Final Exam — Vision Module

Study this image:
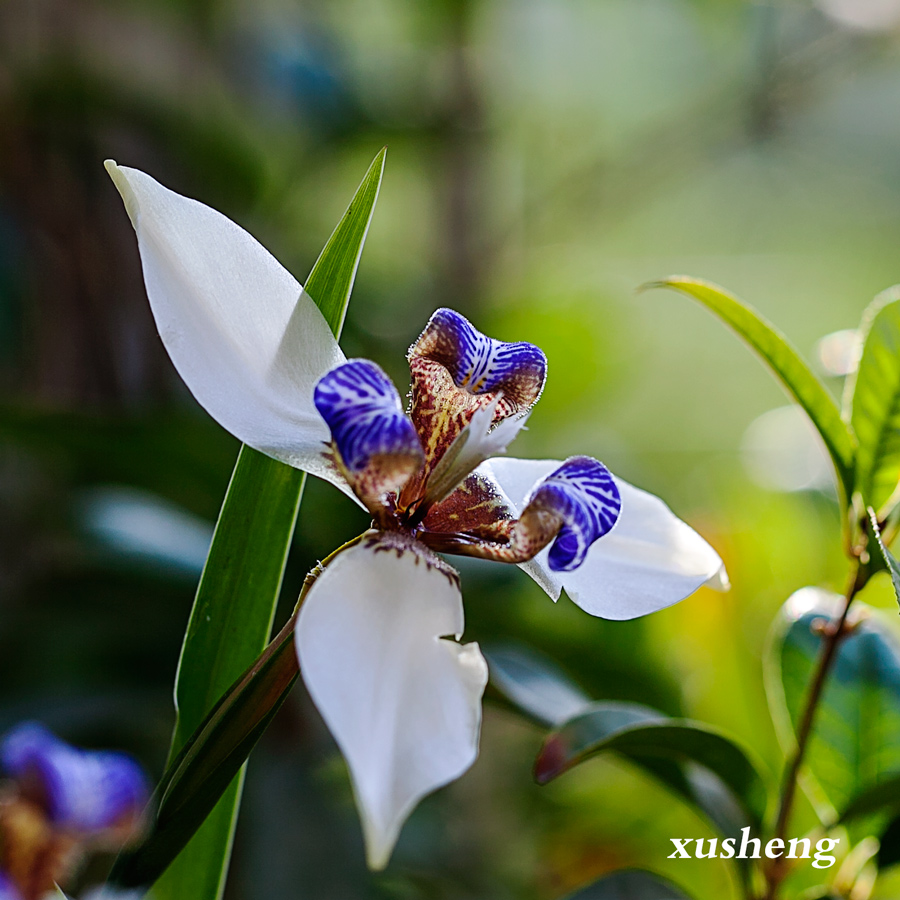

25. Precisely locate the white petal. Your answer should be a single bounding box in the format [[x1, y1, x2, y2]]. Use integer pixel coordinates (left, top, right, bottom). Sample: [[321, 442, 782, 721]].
[[295, 535, 488, 869], [105, 162, 351, 492], [483, 457, 727, 620]]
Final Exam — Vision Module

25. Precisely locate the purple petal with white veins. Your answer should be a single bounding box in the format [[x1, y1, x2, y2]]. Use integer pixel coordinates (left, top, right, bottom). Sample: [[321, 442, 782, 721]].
[[484, 457, 727, 620], [1, 723, 149, 832], [523, 457, 621, 571], [410, 308, 546, 416], [314, 360, 422, 473], [314, 360, 424, 514]]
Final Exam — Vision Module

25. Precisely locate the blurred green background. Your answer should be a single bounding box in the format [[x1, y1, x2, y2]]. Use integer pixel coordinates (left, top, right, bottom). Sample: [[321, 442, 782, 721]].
[[2, 0, 900, 897]]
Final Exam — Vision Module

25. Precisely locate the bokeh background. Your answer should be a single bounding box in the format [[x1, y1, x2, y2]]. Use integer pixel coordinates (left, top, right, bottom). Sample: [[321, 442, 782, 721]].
[[2, 0, 900, 897]]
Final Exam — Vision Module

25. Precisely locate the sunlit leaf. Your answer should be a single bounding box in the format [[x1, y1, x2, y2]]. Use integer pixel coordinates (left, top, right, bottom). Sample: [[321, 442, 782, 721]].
[[535, 701, 767, 833], [561, 868, 695, 899], [846, 289, 900, 514], [647, 277, 856, 499], [766, 589, 900, 819], [112, 149, 385, 899]]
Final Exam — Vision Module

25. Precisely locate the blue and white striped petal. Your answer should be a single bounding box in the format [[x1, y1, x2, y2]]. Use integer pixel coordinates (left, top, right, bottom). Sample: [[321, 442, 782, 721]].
[[482, 457, 728, 620], [519, 457, 621, 571], [314, 360, 424, 512], [0, 723, 148, 833], [424, 456, 619, 570], [409, 308, 546, 419]]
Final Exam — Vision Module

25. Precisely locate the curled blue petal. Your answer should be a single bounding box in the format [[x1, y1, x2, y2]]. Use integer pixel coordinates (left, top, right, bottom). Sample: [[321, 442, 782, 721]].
[[313, 360, 422, 473], [1, 723, 149, 832], [0, 872, 23, 900], [410, 309, 546, 414], [524, 457, 621, 572]]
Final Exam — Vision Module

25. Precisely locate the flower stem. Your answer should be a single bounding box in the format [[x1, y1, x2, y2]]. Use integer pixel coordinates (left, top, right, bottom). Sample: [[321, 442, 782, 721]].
[[762, 561, 864, 900]]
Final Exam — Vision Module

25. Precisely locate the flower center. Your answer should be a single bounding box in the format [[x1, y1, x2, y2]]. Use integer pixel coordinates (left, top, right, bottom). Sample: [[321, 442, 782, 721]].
[[312, 309, 621, 571]]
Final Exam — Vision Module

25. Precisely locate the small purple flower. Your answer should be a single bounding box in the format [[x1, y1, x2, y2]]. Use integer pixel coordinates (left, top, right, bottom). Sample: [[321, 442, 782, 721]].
[[1, 723, 148, 834], [0, 724, 149, 900]]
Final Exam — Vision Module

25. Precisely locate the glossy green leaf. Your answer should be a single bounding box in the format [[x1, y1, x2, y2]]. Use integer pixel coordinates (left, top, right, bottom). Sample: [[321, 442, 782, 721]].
[[870, 509, 900, 609], [646, 277, 856, 499], [766, 589, 900, 819], [484, 642, 592, 728], [535, 702, 767, 833], [562, 869, 695, 899], [129, 149, 385, 900], [493, 648, 764, 850], [846, 289, 900, 514]]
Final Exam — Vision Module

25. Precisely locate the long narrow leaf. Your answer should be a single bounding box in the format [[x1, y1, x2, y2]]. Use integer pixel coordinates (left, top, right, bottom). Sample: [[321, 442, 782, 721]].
[[646, 277, 856, 499], [127, 149, 385, 900], [108, 617, 299, 888]]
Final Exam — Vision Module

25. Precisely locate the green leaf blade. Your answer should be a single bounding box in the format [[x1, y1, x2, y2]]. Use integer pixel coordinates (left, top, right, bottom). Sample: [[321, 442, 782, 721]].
[[535, 701, 768, 835], [123, 149, 386, 900], [647, 277, 856, 499], [848, 289, 900, 513], [303, 147, 386, 335]]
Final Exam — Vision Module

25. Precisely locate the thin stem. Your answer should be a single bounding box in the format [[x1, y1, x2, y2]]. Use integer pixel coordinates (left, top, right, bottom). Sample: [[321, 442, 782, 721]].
[[762, 561, 864, 900]]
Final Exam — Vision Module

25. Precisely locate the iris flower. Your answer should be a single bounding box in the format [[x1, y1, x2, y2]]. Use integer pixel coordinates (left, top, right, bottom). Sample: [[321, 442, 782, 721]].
[[105, 161, 727, 869]]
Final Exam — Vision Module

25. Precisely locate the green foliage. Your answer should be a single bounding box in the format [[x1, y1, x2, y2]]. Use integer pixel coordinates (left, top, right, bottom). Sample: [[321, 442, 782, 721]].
[[562, 869, 695, 899], [535, 703, 767, 834], [120, 150, 386, 900], [845, 289, 900, 516], [767, 593, 900, 819], [646, 277, 856, 501], [489, 643, 767, 854]]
